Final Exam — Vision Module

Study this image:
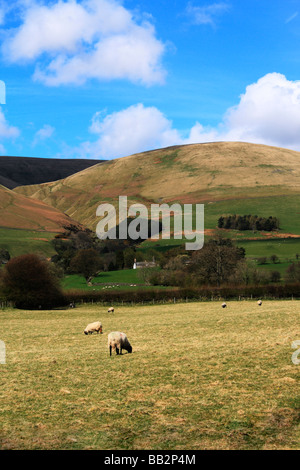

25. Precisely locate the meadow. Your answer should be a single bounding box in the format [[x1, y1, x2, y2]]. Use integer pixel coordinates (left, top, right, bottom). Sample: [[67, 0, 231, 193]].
[[0, 300, 299, 450], [0, 228, 56, 258]]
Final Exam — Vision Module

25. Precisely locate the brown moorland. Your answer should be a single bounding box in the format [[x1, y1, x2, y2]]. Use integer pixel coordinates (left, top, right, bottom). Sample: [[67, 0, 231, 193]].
[[0, 185, 81, 232]]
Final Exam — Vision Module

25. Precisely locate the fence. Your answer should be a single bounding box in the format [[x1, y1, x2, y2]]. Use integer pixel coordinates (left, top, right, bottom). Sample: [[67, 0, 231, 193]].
[[64, 283, 300, 306]]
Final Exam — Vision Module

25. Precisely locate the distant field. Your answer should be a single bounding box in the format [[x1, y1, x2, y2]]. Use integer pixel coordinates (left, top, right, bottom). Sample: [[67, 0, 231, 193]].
[[0, 228, 56, 258], [0, 301, 299, 450], [203, 194, 300, 235], [236, 238, 300, 261], [62, 269, 145, 291]]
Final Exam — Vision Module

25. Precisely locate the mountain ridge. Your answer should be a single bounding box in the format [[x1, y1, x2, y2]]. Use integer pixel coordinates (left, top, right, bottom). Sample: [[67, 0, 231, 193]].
[[0, 155, 104, 189]]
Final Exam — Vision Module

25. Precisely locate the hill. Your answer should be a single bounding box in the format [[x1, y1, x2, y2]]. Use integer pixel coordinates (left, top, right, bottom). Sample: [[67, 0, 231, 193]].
[[0, 185, 81, 232], [0, 155, 104, 189], [14, 142, 300, 234]]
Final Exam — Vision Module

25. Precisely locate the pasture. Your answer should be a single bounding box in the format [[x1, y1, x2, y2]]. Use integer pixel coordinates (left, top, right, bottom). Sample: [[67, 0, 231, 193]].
[[0, 301, 299, 450]]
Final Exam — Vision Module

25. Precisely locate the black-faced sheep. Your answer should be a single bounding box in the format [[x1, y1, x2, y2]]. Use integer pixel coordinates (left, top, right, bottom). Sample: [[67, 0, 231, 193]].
[[257, 300, 262, 306], [108, 307, 114, 313], [222, 302, 227, 308], [108, 331, 132, 356], [84, 321, 103, 335]]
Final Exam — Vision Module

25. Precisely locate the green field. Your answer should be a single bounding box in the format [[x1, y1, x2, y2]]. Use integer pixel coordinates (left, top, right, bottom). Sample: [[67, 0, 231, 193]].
[[0, 301, 299, 450], [0, 228, 56, 258], [61, 269, 162, 291], [203, 195, 300, 235], [236, 238, 300, 260]]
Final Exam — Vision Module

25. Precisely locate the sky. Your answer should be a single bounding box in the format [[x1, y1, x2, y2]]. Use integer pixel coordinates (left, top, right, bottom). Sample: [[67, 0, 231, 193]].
[[1, 0, 300, 159]]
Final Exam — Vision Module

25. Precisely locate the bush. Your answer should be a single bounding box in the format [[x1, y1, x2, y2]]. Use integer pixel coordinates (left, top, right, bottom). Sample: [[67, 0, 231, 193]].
[[63, 283, 300, 305], [0, 254, 67, 309]]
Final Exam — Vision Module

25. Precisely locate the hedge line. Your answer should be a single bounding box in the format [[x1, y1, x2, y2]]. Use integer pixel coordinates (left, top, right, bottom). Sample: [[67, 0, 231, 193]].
[[64, 283, 300, 305]]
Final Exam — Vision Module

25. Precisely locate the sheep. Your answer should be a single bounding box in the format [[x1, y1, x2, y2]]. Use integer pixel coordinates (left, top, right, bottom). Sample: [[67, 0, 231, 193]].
[[257, 300, 262, 306], [222, 302, 227, 308], [108, 331, 132, 356], [108, 307, 114, 313], [84, 321, 103, 335]]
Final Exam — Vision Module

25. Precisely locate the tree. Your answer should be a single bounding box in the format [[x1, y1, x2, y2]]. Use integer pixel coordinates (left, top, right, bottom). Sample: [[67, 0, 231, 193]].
[[123, 247, 136, 269], [0, 254, 66, 309], [190, 236, 245, 286], [270, 270, 281, 283], [270, 254, 279, 264], [285, 262, 300, 283], [70, 248, 103, 282]]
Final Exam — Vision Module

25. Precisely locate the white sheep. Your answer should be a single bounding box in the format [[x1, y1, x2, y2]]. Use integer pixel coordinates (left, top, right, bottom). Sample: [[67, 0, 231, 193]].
[[222, 302, 227, 308], [108, 331, 132, 356], [257, 300, 262, 306], [84, 321, 103, 335], [108, 307, 114, 313]]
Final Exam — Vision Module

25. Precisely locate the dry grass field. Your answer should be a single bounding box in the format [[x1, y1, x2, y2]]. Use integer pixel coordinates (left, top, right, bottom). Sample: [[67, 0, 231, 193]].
[[0, 300, 299, 450]]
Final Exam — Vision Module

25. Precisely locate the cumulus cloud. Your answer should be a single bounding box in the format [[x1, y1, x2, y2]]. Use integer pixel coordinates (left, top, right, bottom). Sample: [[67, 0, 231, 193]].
[[63, 73, 300, 159], [185, 2, 230, 26], [192, 72, 300, 150], [33, 124, 55, 146], [2, 0, 166, 86], [73, 103, 181, 159]]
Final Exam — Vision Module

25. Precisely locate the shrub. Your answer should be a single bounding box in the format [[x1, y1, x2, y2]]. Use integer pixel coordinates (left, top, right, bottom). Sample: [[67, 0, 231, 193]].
[[1, 254, 67, 309]]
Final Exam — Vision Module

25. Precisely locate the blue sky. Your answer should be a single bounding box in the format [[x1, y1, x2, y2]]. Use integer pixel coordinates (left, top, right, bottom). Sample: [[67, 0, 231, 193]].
[[1, 0, 300, 159]]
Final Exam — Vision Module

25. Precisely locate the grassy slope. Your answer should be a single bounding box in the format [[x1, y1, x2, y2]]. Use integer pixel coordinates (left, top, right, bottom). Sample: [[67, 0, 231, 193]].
[[0, 228, 56, 258], [0, 185, 83, 257], [9, 142, 300, 262], [0, 301, 299, 450], [14, 142, 300, 233], [0, 185, 78, 232]]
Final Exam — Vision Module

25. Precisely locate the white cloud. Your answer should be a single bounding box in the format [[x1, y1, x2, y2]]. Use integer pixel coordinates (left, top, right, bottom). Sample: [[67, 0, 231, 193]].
[[185, 2, 230, 26], [222, 73, 300, 148], [2, 0, 166, 86], [63, 73, 300, 159], [73, 103, 182, 159], [0, 108, 20, 139], [33, 124, 55, 146]]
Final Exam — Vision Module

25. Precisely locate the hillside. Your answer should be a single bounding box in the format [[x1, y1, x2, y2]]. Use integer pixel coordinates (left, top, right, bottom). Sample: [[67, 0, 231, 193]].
[[14, 142, 300, 234], [0, 185, 81, 232], [0, 156, 104, 189]]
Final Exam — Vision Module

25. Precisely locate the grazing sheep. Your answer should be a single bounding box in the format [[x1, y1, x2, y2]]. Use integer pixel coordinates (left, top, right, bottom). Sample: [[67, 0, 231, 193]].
[[257, 300, 262, 306], [84, 321, 103, 335], [108, 307, 114, 313], [222, 302, 227, 308], [108, 331, 132, 356]]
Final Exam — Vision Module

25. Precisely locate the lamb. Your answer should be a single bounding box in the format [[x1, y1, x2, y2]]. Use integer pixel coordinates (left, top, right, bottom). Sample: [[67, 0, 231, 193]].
[[84, 321, 103, 335], [108, 331, 132, 356], [108, 307, 114, 313], [222, 302, 227, 308], [257, 300, 262, 306]]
